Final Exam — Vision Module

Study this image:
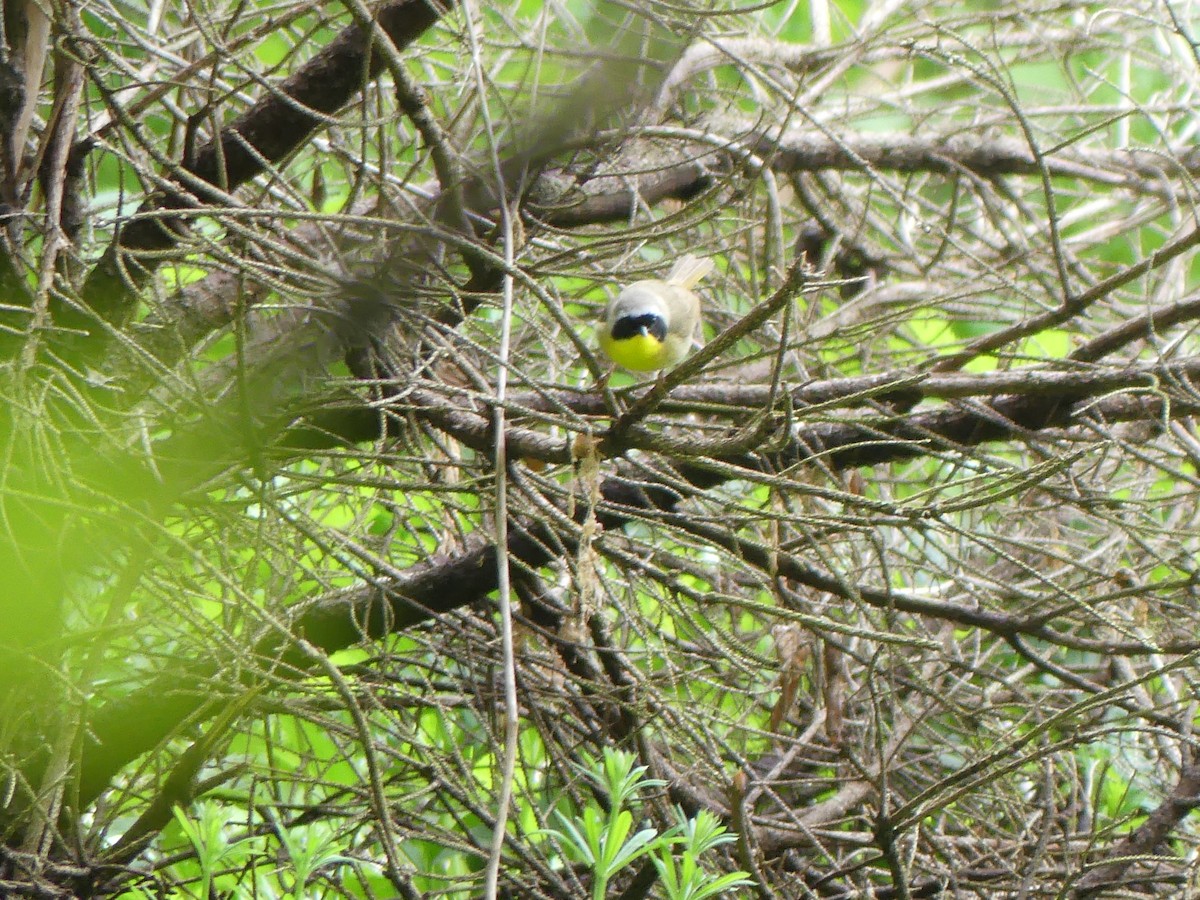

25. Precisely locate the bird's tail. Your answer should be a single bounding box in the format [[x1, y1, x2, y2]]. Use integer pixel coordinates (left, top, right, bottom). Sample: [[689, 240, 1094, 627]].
[[666, 254, 715, 289]]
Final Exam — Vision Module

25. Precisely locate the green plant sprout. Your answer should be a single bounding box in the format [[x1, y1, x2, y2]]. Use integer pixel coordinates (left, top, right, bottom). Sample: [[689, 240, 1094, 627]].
[[540, 749, 752, 900]]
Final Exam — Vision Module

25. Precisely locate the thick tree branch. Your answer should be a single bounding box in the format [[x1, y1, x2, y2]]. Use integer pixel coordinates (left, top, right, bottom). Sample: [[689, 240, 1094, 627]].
[[290, 354, 1200, 467], [1071, 758, 1200, 896], [62, 0, 453, 345], [523, 126, 1200, 228]]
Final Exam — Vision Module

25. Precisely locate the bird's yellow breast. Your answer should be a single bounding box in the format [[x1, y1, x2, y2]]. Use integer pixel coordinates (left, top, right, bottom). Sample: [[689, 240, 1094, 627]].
[[599, 330, 673, 372]]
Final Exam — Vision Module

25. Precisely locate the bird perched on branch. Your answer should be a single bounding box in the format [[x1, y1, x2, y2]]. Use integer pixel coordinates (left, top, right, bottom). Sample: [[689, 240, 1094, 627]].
[[599, 254, 714, 371]]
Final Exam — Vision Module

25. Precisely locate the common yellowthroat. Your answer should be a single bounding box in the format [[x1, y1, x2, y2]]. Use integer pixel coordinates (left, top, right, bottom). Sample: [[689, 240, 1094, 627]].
[[599, 254, 714, 371]]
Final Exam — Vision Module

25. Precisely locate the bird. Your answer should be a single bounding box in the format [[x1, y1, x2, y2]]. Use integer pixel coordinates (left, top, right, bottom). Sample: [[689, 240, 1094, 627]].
[[599, 254, 714, 371]]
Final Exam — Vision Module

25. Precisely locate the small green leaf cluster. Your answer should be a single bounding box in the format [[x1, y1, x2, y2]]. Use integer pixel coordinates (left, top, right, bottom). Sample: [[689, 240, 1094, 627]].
[[539, 748, 752, 900], [125, 801, 364, 899]]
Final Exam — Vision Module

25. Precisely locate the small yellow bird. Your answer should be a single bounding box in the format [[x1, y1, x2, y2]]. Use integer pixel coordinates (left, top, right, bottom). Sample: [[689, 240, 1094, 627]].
[[599, 254, 714, 372]]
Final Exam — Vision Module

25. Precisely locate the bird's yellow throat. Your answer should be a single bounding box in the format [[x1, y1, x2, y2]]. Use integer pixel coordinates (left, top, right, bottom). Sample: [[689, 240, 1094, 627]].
[[600, 331, 670, 372]]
